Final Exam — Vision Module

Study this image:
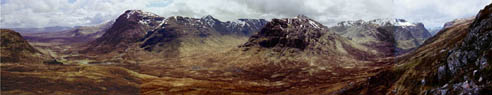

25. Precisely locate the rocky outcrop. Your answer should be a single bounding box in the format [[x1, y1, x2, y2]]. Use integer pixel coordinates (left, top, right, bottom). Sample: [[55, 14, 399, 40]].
[[433, 4, 492, 94], [0, 29, 52, 63], [242, 15, 327, 50]]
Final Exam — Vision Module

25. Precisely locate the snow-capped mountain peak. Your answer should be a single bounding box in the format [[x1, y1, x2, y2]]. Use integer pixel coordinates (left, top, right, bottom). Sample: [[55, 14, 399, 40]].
[[369, 18, 417, 27], [394, 19, 417, 26], [120, 10, 164, 26], [337, 18, 418, 27], [295, 14, 310, 19], [123, 10, 160, 19], [201, 15, 220, 27]]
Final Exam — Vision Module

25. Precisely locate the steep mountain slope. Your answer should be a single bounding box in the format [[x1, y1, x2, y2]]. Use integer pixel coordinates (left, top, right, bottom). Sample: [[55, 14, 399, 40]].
[[342, 3, 492, 95], [331, 19, 432, 56], [428, 27, 442, 36], [443, 18, 475, 29], [84, 10, 164, 54], [0, 29, 52, 64], [82, 10, 267, 61]]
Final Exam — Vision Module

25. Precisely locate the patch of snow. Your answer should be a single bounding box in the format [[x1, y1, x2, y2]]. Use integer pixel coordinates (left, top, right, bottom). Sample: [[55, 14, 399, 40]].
[[138, 20, 146, 25], [367, 18, 417, 27], [309, 20, 320, 28], [126, 11, 136, 19], [395, 19, 417, 27], [232, 20, 246, 27], [473, 70, 478, 76], [157, 19, 166, 27], [141, 11, 159, 17], [201, 15, 217, 27], [368, 18, 395, 26]]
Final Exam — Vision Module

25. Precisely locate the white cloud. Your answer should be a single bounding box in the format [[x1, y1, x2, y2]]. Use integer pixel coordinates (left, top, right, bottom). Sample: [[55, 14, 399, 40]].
[[393, 0, 491, 28], [0, 0, 154, 28], [0, 0, 490, 28]]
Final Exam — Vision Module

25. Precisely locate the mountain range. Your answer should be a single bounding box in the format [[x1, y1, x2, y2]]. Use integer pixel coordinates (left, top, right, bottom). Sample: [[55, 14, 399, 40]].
[[1, 3, 491, 95]]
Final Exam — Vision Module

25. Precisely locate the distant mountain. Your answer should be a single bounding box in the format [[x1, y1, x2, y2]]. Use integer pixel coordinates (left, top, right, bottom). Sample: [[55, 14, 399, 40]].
[[442, 18, 475, 29], [343, 3, 492, 95], [427, 27, 442, 36], [331, 18, 432, 56], [83, 10, 267, 56], [21, 21, 114, 44], [9, 26, 73, 33], [428, 18, 474, 36], [0, 29, 53, 64]]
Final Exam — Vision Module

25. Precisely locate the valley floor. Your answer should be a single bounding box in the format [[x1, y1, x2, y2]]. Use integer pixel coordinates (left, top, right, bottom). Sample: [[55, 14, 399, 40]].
[[1, 37, 393, 95]]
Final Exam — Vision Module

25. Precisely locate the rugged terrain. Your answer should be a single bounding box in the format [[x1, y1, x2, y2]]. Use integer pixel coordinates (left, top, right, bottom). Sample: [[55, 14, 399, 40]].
[[79, 10, 267, 62], [137, 15, 390, 95], [1, 3, 490, 94], [342, 3, 492, 95], [1, 11, 390, 95]]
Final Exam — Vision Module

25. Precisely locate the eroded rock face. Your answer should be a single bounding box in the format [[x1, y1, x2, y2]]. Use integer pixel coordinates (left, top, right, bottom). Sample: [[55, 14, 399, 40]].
[[431, 4, 492, 94], [242, 16, 327, 50]]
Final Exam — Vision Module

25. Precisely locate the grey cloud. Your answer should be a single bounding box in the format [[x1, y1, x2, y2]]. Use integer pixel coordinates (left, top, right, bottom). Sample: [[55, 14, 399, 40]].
[[0, 0, 490, 28]]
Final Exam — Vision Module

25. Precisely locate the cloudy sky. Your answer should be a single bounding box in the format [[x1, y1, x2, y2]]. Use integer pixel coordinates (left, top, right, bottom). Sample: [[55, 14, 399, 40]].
[[0, 0, 490, 28]]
